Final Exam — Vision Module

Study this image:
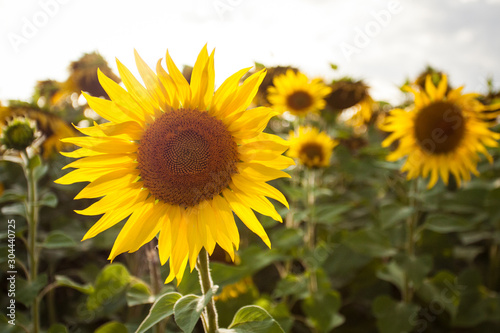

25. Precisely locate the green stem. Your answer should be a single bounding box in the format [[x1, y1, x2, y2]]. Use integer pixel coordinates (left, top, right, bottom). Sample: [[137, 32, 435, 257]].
[[488, 243, 499, 291], [196, 248, 218, 333], [306, 168, 318, 294], [147, 242, 164, 333], [403, 180, 418, 303], [24, 153, 40, 333]]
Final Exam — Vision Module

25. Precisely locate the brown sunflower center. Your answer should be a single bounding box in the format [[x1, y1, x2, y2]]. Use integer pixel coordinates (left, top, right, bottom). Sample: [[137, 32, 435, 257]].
[[299, 142, 324, 163], [327, 81, 368, 110], [287, 90, 313, 111], [137, 108, 239, 207], [414, 101, 465, 154]]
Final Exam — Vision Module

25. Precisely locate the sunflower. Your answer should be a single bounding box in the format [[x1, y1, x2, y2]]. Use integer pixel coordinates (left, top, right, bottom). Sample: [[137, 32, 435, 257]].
[[287, 126, 338, 168], [327, 79, 374, 127], [267, 70, 331, 116], [380, 75, 500, 188], [0, 116, 43, 153], [63, 52, 121, 99], [0, 105, 75, 159], [55, 46, 294, 284], [414, 66, 451, 93], [253, 65, 298, 106]]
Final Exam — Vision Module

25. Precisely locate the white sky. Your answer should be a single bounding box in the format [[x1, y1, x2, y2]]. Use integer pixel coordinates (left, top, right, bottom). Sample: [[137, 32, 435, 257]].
[[1, 0, 500, 105]]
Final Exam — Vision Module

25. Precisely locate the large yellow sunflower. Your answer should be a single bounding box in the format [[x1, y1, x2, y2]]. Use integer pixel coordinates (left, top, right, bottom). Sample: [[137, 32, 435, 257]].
[[381, 75, 500, 188], [287, 126, 338, 168], [267, 70, 331, 116], [56, 46, 294, 284]]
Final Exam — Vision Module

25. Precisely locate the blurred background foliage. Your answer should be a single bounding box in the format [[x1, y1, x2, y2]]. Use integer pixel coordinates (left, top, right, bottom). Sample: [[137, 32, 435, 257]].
[[1, 52, 500, 333]]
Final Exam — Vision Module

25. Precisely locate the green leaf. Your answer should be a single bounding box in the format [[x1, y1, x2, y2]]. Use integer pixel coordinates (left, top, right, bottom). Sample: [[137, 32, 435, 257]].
[[55, 275, 93, 294], [16, 274, 48, 306], [95, 321, 128, 333], [39, 191, 58, 208], [379, 204, 414, 229], [1, 203, 26, 218], [42, 231, 77, 249], [0, 189, 25, 204], [226, 305, 284, 333], [47, 323, 68, 333], [302, 291, 345, 332], [315, 204, 353, 225], [127, 280, 154, 307], [377, 260, 405, 292], [135, 292, 181, 333], [33, 163, 48, 182], [273, 274, 308, 299], [416, 270, 460, 318], [343, 228, 397, 257], [28, 155, 41, 169], [87, 263, 131, 311], [173, 286, 218, 333], [270, 227, 303, 250], [372, 295, 420, 333], [395, 254, 433, 289], [424, 214, 477, 233]]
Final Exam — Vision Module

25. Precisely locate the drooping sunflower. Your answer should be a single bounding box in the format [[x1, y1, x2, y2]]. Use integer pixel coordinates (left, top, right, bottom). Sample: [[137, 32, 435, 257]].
[[63, 52, 121, 99], [327, 79, 374, 127], [287, 126, 338, 168], [55, 46, 294, 284], [267, 70, 331, 116], [380, 75, 500, 188]]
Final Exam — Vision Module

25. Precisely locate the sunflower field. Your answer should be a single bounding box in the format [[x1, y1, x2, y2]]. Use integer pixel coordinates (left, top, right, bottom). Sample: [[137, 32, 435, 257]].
[[1, 46, 500, 333]]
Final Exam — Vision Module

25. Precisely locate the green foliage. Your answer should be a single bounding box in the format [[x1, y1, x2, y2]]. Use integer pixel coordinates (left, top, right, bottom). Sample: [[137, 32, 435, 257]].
[[223, 305, 284, 333], [136, 292, 181, 333], [173, 286, 218, 333]]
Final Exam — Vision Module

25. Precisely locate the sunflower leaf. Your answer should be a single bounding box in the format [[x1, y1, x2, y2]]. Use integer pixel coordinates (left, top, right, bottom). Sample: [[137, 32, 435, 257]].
[[47, 323, 68, 333], [135, 292, 181, 333], [225, 305, 284, 333], [372, 295, 420, 333], [302, 291, 345, 332], [95, 321, 128, 333], [173, 286, 218, 333], [55, 275, 94, 295], [1, 202, 26, 218], [42, 231, 76, 249], [39, 191, 58, 208]]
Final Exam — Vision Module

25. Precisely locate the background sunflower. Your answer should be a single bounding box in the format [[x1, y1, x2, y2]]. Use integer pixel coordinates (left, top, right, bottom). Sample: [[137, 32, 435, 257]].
[[267, 70, 332, 117], [381, 75, 500, 188]]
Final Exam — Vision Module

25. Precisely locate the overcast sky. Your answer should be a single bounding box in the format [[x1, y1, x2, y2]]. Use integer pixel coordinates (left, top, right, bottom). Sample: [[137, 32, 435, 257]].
[[1, 0, 499, 105]]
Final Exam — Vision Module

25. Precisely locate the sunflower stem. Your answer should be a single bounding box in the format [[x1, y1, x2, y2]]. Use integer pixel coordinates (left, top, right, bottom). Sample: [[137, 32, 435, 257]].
[[306, 168, 318, 294], [196, 248, 218, 333], [403, 179, 418, 303], [23, 151, 40, 333]]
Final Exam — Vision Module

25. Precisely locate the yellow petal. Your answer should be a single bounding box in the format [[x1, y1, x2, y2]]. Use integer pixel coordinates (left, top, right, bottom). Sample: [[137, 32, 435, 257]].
[[97, 69, 149, 123], [83, 93, 132, 123], [134, 49, 168, 113], [74, 169, 140, 199], [166, 50, 191, 107], [75, 187, 147, 216], [116, 58, 157, 118], [223, 189, 271, 248]]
